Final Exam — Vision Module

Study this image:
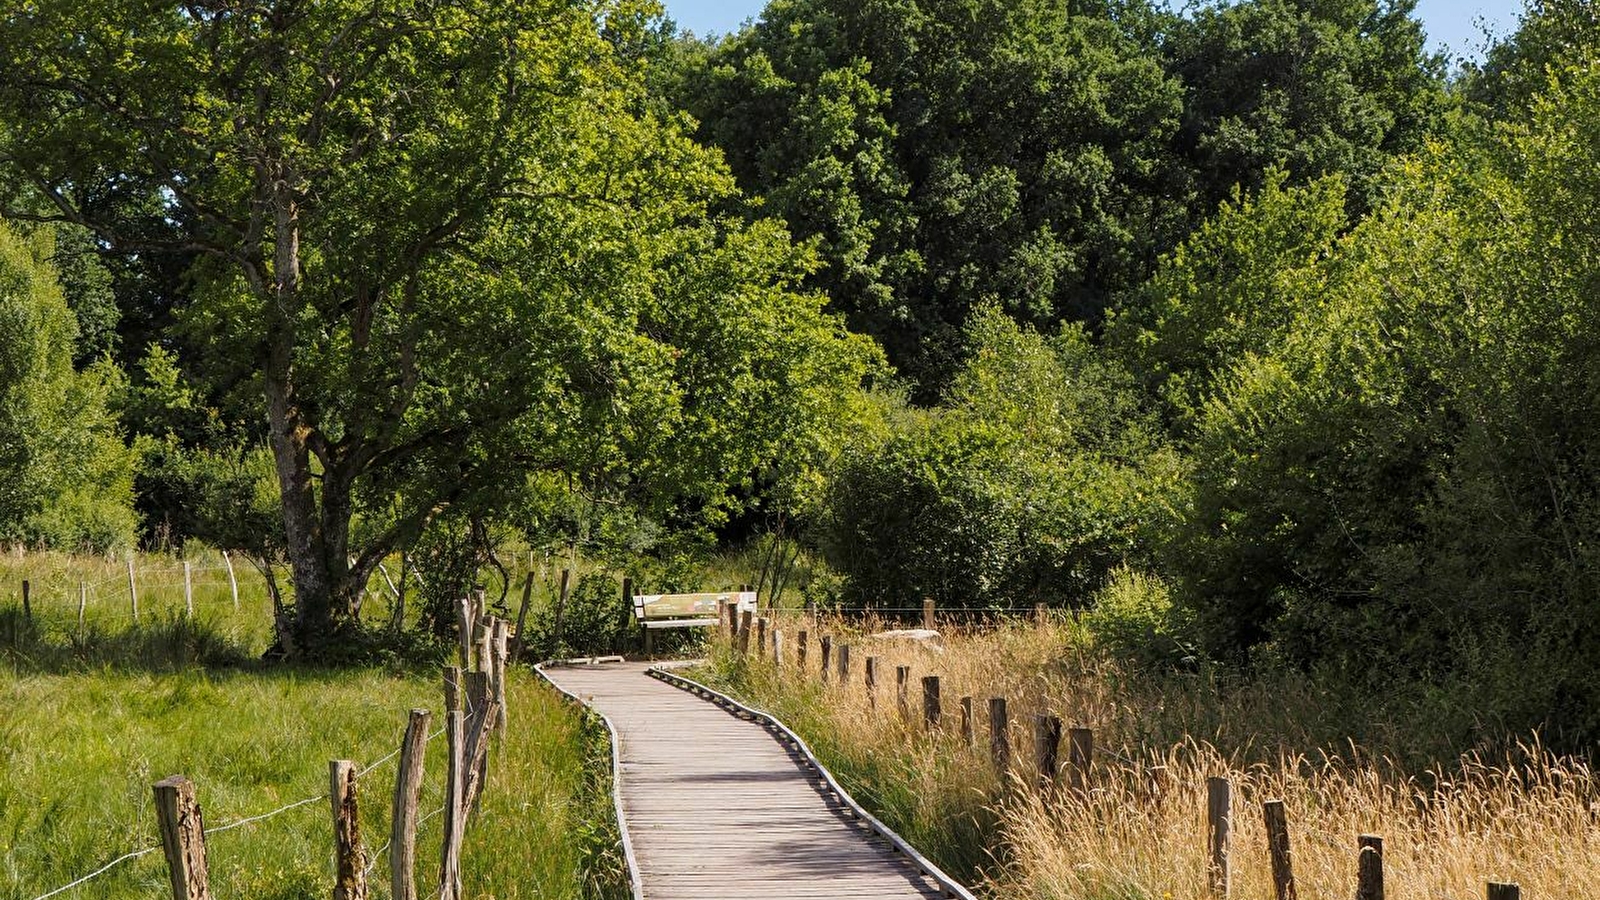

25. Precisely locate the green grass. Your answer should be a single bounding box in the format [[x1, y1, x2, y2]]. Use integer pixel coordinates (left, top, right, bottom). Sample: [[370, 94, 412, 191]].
[[0, 550, 627, 900]]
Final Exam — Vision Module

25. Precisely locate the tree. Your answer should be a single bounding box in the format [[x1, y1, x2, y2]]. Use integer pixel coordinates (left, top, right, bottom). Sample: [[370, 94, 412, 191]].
[[0, 218, 137, 551], [669, 0, 1185, 393], [0, 0, 876, 655]]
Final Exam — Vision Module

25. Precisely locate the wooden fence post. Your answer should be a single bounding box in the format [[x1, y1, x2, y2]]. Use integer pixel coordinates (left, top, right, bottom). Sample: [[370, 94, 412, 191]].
[[922, 598, 935, 630], [552, 568, 572, 656], [837, 643, 850, 680], [922, 676, 941, 729], [510, 571, 535, 665], [492, 618, 509, 733], [392, 709, 431, 900], [819, 635, 832, 681], [1068, 727, 1093, 795], [456, 598, 474, 672], [1356, 835, 1383, 900], [739, 610, 753, 656], [222, 550, 239, 611], [77, 582, 87, 635], [330, 760, 368, 900], [757, 617, 768, 658], [773, 630, 785, 670], [716, 599, 729, 641], [127, 559, 139, 623], [1487, 884, 1520, 900], [989, 697, 1010, 777], [864, 656, 877, 708], [440, 669, 465, 900], [895, 665, 911, 718], [1034, 715, 1061, 790], [960, 696, 974, 746], [1262, 799, 1297, 900], [1207, 777, 1232, 897], [153, 775, 212, 900], [21, 579, 29, 623], [797, 629, 808, 670], [183, 561, 193, 619]]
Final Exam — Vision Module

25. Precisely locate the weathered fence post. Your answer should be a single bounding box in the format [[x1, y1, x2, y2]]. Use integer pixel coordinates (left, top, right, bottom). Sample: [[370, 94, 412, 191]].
[[1262, 799, 1297, 900], [837, 643, 850, 680], [510, 572, 536, 665], [922, 598, 935, 630], [392, 709, 431, 900], [1034, 715, 1061, 791], [1068, 727, 1093, 795], [153, 775, 212, 900], [960, 696, 974, 746], [1486, 884, 1520, 900], [989, 697, 1010, 777], [797, 629, 808, 670], [455, 598, 474, 672], [492, 618, 509, 733], [183, 561, 193, 619], [440, 669, 465, 900], [819, 635, 832, 681], [127, 559, 139, 623], [738, 610, 753, 656], [895, 665, 911, 718], [865, 656, 877, 708], [717, 599, 729, 641], [21, 579, 29, 623], [1356, 835, 1384, 900], [330, 760, 368, 900], [1208, 777, 1233, 897], [222, 550, 239, 611], [922, 675, 941, 729], [757, 617, 768, 658], [77, 581, 87, 636], [773, 629, 785, 670]]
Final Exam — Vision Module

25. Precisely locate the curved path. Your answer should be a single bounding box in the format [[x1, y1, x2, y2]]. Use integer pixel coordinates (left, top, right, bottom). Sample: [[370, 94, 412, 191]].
[[541, 660, 956, 900]]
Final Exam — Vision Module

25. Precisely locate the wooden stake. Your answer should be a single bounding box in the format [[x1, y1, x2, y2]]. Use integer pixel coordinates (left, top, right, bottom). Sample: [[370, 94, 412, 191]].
[[989, 697, 1010, 778], [819, 635, 832, 680], [738, 610, 752, 656], [510, 571, 536, 665], [330, 760, 368, 900], [797, 629, 808, 670], [456, 597, 473, 672], [77, 581, 87, 635], [128, 559, 139, 623], [462, 696, 499, 817], [153, 775, 212, 900], [922, 598, 935, 630], [922, 675, 941, 729], [183, 561, 193, 618], [1034, 715, 1061, 790], [895, 665, 910, 718], [222, 551, 239, 611], [1262, 799, 1297, 900], [20, 579, 29, 623], [756, 617, 768, 657], [837, 643, 850, 680], [717, 599, 729, 641], [1356, 834, 1383, 900], [864, 656, 877, 707], [959, 696, 973, 746], [492, 618, 509, 733], [773, 629, 785, 670], [439, 705, 464, 900], [1208, 777, 1232, 897], [391, 709, 431, 900], [1487, 884, 1520, 900], [1068, 727, 1093, 795]]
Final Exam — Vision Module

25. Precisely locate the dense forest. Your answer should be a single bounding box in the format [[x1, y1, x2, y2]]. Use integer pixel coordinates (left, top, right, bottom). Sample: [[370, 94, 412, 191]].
[[1, 0, 1599, 750]]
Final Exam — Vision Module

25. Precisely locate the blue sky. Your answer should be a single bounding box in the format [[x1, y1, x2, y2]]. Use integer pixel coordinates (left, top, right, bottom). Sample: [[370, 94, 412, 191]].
[[664, 0, 1528, 62]]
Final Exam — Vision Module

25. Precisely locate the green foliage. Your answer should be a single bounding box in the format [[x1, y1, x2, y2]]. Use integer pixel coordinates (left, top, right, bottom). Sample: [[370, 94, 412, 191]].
[[0, 219, 137, 551], [822, 307, 1181, 610], [1081, 567, 1195, 668]]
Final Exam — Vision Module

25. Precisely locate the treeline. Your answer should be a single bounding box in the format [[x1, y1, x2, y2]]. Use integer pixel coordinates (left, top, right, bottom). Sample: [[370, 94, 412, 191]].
[[1, 0, 1599, 746]]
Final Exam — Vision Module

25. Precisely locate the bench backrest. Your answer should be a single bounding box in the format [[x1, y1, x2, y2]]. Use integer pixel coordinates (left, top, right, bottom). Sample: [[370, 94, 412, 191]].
[[632, 590, 757, 623]]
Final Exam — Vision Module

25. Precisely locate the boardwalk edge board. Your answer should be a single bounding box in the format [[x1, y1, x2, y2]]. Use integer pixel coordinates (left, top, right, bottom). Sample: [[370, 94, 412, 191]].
[[645, 665, 981, 900], [533, 661, 646, 900]]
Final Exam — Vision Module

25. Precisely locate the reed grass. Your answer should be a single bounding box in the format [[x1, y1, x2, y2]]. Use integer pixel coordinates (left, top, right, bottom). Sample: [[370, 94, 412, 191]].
[[701, 612, 1599, 899]]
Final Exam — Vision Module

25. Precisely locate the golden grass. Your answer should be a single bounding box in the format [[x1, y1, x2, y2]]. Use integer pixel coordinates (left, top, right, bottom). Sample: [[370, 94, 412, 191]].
[[703, 614, 1598, 899]]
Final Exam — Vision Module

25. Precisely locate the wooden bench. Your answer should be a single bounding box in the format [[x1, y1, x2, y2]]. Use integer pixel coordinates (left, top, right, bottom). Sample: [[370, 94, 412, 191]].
[[634, 590, 756, 654]]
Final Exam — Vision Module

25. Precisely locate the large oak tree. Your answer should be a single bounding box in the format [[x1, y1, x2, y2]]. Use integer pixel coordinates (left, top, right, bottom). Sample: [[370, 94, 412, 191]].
[[0, 0, 876, 655]]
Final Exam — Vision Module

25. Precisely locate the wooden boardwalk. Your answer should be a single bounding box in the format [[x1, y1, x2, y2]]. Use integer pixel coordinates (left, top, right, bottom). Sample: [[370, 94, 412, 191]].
[[541, 661, 953, 900]]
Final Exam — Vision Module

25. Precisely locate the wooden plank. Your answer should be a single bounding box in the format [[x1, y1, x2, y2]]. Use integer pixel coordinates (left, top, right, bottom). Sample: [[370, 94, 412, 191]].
[[544, 662, 959, 899]]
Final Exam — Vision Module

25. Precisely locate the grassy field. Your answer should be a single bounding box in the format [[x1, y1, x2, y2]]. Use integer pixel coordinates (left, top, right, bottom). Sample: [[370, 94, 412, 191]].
[[699, 614, 1598, 899], [0, 550, 627, 900]]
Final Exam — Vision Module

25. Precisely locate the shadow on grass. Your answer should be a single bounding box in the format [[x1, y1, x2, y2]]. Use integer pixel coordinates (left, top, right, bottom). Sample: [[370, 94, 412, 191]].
[[0, 604, 258, 673]]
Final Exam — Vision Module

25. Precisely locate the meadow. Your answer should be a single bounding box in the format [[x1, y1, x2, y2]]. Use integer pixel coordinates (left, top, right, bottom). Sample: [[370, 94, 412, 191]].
[[0, 549, 627, 900], [699, 610, 1598, 899]]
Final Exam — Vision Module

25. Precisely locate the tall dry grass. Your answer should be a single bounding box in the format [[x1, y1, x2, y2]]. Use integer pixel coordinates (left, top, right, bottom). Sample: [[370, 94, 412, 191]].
[[702, 613, 1599, 899]]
